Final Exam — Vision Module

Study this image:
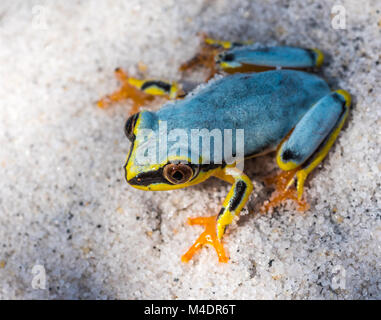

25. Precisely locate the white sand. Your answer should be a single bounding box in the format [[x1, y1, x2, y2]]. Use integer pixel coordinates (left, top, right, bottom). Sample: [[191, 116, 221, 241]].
[[0, 0, 380, 299]]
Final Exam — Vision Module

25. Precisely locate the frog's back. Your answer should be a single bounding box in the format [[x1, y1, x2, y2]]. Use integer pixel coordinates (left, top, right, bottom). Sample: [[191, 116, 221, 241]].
[[156, 70, 330, 156]]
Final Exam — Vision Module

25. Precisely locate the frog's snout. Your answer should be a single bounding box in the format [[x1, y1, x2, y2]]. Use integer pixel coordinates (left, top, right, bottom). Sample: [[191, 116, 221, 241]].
[[125, 171, 150, 191]]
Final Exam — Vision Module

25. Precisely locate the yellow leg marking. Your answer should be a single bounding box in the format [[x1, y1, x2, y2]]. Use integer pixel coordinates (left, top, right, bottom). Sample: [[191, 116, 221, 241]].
[[276, 129, 299, 171], [336, 89, 351, 107], [217, 168, 253, 238], [204, 37, 233, 49], [213, 167, 235, 184], [296, 170, 308, 200], [276, 151, 300, 171], [125, 76, 183, 99], [126, 77, 145, 89], [311, 48, 324, 67], [204, 35, 253, 50], [169, 82, 184, 99]]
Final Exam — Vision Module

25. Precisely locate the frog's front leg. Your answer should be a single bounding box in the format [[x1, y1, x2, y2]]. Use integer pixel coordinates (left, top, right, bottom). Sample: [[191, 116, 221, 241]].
[[97, 68, 182, 114], [261, 90, 351, 213], [182, 166, 253, 263]]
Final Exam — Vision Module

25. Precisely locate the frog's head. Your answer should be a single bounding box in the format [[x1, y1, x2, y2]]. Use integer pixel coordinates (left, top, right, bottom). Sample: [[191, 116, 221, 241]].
[[123, 111, 212, 191]]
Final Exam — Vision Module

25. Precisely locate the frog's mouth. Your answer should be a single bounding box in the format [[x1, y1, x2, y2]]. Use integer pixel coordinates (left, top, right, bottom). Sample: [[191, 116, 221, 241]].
[[127, 167, 168, 187], [125, 161, 204, 191]]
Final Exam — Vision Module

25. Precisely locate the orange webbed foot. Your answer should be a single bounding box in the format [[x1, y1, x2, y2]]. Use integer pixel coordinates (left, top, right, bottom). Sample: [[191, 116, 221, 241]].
[[97, 68, 155, 115], [260, 169, 309, 214], [181, 215, 228, 263]]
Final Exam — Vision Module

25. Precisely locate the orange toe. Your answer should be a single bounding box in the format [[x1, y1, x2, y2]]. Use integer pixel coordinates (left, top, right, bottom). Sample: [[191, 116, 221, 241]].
[[181, 215, 228, 263], [261, 169, 309, 213], [96, 68, 154, 114]]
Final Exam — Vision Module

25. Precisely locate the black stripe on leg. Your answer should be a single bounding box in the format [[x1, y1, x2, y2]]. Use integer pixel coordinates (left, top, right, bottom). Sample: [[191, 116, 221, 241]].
[[141, 81, 171, 93], [217, 207, 225, 218], [217, 207, 228, 235], [228, 181, 247, 212]]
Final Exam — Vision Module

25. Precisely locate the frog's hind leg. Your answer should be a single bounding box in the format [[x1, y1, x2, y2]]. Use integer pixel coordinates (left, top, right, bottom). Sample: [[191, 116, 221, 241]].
[[97, 68, 183, 114], [261, 90, 351, 213], [218, 46, 324, 74]]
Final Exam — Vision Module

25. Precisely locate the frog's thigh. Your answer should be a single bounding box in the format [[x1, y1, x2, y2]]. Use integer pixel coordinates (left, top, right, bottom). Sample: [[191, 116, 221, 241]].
[[276, 90, 351, 198], [220, 46, 324, 72], [252, 46, 324, 68]]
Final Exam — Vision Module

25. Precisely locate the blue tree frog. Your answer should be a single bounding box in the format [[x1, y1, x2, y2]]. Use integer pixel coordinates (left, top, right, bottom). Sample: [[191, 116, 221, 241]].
[[99, 37, 351, 263]]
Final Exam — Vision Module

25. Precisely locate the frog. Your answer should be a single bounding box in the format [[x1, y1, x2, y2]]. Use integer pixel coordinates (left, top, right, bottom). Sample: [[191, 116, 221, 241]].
[[99, 37, 351, 263]]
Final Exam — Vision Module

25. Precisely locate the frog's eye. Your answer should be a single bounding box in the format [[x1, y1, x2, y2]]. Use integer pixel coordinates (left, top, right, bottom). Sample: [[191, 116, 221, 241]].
[[163, 163, 193, 184], [124, 113, 140, 142]]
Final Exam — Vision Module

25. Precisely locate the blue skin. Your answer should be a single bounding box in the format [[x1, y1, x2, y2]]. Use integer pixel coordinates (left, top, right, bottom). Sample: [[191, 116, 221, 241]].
[[218, 46, 320, 69], [280, 91, 347, 165], [136, 70, 332, 161]]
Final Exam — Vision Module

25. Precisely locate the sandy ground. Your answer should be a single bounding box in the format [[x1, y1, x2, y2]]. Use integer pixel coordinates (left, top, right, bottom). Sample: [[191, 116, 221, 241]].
[[0, 0, 380, 299]]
